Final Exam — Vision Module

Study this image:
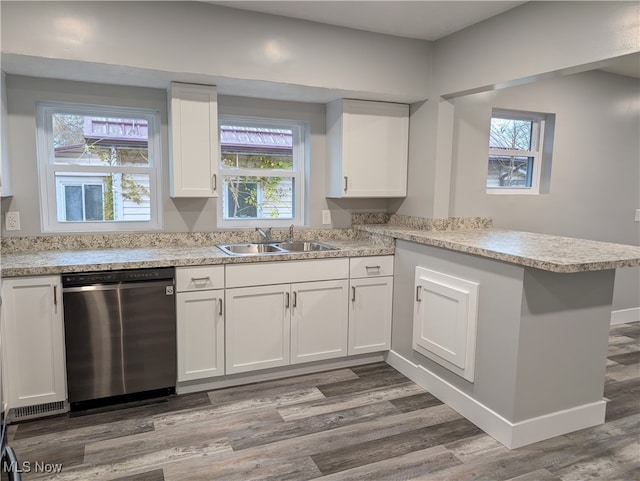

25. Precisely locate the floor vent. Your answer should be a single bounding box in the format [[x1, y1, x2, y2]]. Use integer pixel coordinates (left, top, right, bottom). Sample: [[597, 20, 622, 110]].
[[9, 401, 67, 422]]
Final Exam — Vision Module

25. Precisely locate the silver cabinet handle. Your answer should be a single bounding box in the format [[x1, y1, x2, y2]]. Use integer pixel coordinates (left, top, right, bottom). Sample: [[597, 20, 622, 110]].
[[343, 176, 348, 193], [218, 298, 223, 316], [212, 174, 217, 192], [365, 265, 381, 271], [416, 286, 422, 302], [191, 276, 210, 283], [351, 286, 356, 302], [285, 291, 290, 308], [53, 285, 58, 306], [293, 291, 297, 308]]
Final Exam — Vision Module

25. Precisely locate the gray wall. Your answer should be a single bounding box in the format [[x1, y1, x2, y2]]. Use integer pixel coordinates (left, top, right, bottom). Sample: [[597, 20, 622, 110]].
[[449, 70, 640, 311], [0, 75, 387, 236], [1, 1, 430, 103]]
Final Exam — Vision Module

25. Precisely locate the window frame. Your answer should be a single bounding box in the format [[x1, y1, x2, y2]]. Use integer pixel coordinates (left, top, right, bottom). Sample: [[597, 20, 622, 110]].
[[487, 109, 545, 195], [36, 101, 162, 233], [217, 115, 306, 228]]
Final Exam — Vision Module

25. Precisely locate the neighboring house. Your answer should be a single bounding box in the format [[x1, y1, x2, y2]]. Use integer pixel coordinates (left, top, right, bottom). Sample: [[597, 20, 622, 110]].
[[54, 117, 150, 223], [220, 125, 294, 220]]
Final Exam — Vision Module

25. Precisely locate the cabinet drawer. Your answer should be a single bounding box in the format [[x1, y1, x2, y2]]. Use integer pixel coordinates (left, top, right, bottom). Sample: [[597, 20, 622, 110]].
[[176, 266, 224, 292], [350, 256, 394, 278]]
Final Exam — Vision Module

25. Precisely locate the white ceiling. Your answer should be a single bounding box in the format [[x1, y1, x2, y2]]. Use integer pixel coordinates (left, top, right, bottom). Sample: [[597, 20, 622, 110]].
[[207, 1, 527, 41]]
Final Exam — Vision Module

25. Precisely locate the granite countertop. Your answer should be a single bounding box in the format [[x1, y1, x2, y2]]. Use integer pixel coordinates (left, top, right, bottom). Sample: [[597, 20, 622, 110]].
[[355, 224, 640, 273], [3, 219, 639, 277], [1, 239, 394, 278]]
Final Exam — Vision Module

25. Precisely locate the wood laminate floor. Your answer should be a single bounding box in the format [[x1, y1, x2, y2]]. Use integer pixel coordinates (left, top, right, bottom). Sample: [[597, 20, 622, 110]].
[[6, 322, 639, 481]]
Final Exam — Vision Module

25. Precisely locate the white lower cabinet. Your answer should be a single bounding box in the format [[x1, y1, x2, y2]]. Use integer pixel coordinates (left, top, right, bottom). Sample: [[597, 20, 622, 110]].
[[225, 280, 350, 373], [1, 276, 66, 409], [225, 284, 291, 374], [180, 257, 393, 379], [176, 266, 225, 382], [291, 280, 349, 364], [348, 277, 393, 355], [348, 256, 394, 355], [413, 266, 479, 382], [225, 259, 351, 374]]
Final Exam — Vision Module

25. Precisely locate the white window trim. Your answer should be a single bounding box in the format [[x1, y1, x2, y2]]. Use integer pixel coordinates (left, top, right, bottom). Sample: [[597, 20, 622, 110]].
[[36, 101, 162, 233], [487, 109, 545, 195], [217, 115, 306, 229]]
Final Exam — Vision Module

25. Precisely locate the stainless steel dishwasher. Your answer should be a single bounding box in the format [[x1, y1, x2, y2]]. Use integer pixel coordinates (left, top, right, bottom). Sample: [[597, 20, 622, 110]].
[[62, 267, 176, 410]]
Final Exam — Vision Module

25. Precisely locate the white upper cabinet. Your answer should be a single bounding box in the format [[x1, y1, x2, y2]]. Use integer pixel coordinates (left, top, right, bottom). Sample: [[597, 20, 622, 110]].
[[326, 99, 409, 198], [168, 82, 219, 198], [1, 71, 12, 197]]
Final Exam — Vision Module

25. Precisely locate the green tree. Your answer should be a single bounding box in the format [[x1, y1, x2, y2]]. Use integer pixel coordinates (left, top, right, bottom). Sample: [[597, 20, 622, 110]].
[[223, 153, 292, 219]]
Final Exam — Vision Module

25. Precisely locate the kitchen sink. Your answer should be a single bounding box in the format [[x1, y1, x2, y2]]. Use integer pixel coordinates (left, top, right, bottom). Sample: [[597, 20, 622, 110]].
[[217, 243, 286, 255], [217, 241, 337, 256], [271, 241, 337, 252]]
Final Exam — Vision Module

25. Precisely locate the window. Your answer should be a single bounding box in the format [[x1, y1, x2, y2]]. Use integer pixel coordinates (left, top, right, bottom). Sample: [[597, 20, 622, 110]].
[[36, 102, 162, 232], [218, 116, 306, 227], [487, 109, 545, 194]]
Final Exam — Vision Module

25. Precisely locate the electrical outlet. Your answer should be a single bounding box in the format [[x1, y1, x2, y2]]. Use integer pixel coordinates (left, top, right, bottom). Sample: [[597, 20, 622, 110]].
[[5, 211, 20, 231], [322, 210, 332, 225], [635, 209, 640, 222]]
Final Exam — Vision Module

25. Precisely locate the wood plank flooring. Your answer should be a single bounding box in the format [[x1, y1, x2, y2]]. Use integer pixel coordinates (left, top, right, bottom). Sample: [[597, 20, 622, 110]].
[[6, 322, 639, 481]]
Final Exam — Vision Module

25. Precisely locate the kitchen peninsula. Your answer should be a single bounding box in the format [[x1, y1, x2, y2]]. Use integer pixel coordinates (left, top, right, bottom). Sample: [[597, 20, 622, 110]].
[[355, 216, 640, 448]]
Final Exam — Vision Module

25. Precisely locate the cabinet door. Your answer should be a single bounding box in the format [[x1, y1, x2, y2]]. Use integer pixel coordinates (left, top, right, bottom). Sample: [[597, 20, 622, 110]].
[[1, 276, 66, 408], [348, 276, 393, 355], [168, 82, 219, 198], [413, 267, 479, 382], [225, 284, 290, 374], [1, 71, 11, 197], [176, 289, 224, 382], [291, 280, 349, 364], [327, 99, 408, 198]]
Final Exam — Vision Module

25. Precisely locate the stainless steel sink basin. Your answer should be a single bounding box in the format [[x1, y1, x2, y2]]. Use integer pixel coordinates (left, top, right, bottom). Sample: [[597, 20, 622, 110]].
[[272, 241, 337, 252], [217, 243, 286, 255], [217, 241, 337, 255]]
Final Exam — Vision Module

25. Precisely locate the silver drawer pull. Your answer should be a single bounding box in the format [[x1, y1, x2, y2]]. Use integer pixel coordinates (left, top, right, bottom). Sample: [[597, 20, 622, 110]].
[[191, 276, 211, 285], [365, 265, 381, 271]]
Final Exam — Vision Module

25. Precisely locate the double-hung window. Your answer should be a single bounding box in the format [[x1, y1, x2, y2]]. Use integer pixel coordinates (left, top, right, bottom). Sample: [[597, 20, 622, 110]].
[[487, 109, 545, 194], [218, 116, 306, 227], [36, 102, 162, 232]]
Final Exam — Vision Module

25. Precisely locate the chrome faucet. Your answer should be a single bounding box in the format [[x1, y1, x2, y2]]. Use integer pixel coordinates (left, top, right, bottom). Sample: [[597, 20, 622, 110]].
[[288, 224, 294, 242], [256, 227, 272, 242]]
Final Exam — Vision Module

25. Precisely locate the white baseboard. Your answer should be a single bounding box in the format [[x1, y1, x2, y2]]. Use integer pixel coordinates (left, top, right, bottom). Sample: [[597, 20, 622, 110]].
[[610, 307, 640, 325], [386, 350, 606, 449], [177, 353, 384, 395]]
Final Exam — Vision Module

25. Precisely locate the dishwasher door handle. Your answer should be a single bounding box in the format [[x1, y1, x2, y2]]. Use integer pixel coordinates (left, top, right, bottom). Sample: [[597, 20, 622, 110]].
[[63, 280, 172, 293]]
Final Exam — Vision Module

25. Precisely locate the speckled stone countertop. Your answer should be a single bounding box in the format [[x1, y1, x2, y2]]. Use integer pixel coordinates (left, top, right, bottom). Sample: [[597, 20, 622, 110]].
[[1, 230, 394, 278], [354, 224, 640, 273], [4, 219, 639, 277]]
